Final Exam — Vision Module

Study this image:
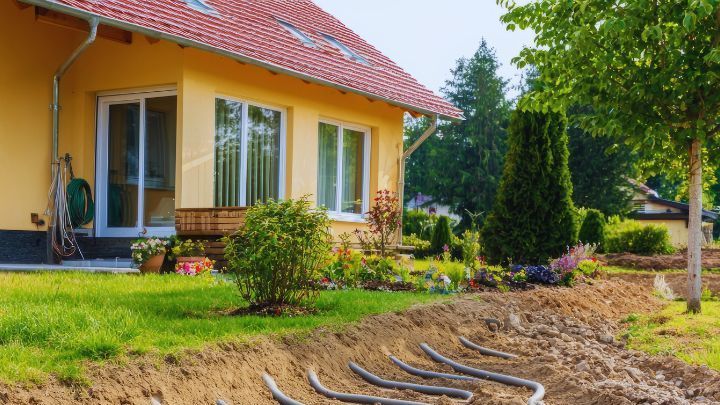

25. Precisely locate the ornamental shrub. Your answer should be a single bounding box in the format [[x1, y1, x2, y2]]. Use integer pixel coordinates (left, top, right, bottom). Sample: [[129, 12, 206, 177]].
[[430, 215, 453, 255], [355, 190, 401, 257], [403, 210, 433, 239], [403, 233, 431, 258], [604, 218, 674, 255], [578, 209, 606, 248], [482, 110, 577, 264], [224, 197, 332, 309]]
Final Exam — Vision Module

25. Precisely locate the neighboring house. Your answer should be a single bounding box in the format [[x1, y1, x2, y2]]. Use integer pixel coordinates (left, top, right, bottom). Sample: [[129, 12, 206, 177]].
[[630, 181, 717, 247], [0, 0, 462, 264], [405, 193, 461, 222]]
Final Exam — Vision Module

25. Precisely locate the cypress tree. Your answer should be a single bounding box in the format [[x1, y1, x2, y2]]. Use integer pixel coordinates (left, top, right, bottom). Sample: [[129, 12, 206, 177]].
[[481, 110, 577, 264], [579, 209, 606, 247], [430, 216, 453, 255]]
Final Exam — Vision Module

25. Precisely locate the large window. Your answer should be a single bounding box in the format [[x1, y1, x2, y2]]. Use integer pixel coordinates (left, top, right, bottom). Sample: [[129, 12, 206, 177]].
[[317, 121, 370, 219], [215, 98, 285, 207]]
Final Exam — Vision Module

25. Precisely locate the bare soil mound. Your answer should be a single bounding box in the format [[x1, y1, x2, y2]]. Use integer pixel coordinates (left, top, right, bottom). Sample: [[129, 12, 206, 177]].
[[602, 249, 720, 270], [2, 280, 719, 404]]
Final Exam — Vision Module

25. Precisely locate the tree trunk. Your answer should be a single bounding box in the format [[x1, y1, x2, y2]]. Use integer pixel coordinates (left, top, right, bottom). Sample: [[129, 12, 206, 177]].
[[687, 138, 703, 314]]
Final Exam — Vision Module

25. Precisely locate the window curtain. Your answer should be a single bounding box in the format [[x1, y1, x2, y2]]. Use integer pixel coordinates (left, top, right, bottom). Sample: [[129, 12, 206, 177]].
[[247, 105, 281, 206], [341, 128, 364, 214], [214, 99, 243, 207], [317, 123, 338, 210]]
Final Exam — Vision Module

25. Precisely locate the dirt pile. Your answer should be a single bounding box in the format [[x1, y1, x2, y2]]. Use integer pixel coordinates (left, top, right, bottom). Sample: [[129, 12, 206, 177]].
[[602, 248, 720, 270], [2, 280, 719, 404]]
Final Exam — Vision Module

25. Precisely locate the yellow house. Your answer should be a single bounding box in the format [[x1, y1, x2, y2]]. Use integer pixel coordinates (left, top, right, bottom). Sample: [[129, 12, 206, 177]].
[[630, 181, 717, 247], [0, 0, 462, 264]]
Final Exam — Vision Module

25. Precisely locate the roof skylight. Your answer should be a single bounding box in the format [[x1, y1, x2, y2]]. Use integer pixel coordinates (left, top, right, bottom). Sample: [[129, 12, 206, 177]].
[[277, 19, 316, 48], [320, 33, 369, 65], [183, 0, 219, 16]]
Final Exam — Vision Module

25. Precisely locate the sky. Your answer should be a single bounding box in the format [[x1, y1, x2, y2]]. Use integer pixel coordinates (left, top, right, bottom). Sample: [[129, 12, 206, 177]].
[[312, 0, 535, 99]]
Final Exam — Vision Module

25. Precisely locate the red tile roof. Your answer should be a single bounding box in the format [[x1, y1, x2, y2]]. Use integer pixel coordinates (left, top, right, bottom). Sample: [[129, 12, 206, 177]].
[[26, 0, 463, 120]]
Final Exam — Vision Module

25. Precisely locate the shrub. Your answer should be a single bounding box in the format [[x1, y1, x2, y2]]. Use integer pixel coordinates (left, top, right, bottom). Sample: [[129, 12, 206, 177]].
[[430, 215, 453, 255], [403, 234, 431, 258], [578, 209, 606, 247], [605, 219, 674, 255], [482, 110, 577, 264], [460, 230, 481, 271], [403, 210, 433, 238], [224, 197, 332, 309], [355, 190, 401, 257]]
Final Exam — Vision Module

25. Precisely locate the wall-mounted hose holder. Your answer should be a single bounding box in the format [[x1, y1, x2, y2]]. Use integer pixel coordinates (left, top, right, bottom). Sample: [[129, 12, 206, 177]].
[[420, 343, 545, 405], [263, 374, 304, 405], [459, 336, 518, 360], [307, 369, 428, 405], [349, 362, 473, 400], [389, 355, 478, 381]]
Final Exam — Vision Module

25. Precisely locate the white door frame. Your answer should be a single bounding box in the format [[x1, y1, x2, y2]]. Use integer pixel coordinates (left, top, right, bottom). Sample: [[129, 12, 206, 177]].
[[95, 89, 178, 238]]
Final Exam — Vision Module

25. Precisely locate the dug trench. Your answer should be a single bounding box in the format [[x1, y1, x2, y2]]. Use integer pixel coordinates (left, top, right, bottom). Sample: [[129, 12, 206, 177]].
[[3, 280, 720, 405]]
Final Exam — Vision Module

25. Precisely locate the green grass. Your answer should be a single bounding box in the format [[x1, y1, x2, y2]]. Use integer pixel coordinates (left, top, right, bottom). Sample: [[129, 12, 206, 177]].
[[623, 301, 720, 371], [0, 272, 442, 384]]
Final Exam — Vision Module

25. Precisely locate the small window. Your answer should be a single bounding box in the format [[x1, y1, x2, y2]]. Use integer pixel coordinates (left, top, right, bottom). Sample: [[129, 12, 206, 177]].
[[183, 0, 219, 16], [317, 121, 370, 218], [277, 19, 316, 48], [320, 33, 369, 64]]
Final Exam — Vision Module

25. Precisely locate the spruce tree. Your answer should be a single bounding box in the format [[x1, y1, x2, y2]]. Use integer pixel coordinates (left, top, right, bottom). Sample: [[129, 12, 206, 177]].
[[482, 110, 577, 264]]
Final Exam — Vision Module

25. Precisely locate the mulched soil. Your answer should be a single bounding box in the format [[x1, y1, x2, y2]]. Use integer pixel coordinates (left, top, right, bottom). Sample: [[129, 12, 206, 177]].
[[4, 279, 720, 404], [601, 248, 720, 270]]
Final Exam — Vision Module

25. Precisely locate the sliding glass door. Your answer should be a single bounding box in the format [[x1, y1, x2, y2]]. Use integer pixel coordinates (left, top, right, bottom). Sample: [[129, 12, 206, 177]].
[[96, 90, 177, 237]]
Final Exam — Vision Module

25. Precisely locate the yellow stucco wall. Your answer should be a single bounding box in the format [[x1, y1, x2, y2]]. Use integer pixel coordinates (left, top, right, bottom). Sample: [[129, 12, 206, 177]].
[[0, 5, 404, 239]]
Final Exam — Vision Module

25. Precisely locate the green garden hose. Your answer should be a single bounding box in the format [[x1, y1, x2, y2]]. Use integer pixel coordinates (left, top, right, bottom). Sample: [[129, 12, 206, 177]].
[[67, 177, 94, 227]]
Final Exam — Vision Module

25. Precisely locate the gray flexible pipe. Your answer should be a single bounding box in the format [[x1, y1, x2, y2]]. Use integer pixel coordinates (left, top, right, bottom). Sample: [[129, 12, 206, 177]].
[[459, 336, 518, 360], [348, 362, 473, 400], [307, 369, 428, 405], [420, 344, 545, 405], [262, 374, 304, 405], [389, 356, 478, 381]]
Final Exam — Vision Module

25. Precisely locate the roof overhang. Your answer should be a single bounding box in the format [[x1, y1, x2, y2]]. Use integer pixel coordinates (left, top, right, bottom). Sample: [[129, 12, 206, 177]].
[[20, 0, 463, 122]]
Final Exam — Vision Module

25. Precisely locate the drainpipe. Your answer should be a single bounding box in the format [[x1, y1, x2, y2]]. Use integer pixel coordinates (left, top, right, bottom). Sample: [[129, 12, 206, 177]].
[[397, 115, 438, 244], [51, 16, 100, 167]]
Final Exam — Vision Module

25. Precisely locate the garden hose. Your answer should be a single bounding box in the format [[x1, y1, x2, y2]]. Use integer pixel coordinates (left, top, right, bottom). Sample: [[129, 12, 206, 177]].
[[64, 154, 94, 228]]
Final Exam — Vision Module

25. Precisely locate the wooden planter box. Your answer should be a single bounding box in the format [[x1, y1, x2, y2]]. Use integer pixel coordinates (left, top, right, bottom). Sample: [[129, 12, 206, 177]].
[[175, 207, 249, 269]]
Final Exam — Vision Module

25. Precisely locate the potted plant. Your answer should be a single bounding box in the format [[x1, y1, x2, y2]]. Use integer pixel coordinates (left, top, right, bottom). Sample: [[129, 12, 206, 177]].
[[170, 239, 214, 275], [131, 237, 168, 274]]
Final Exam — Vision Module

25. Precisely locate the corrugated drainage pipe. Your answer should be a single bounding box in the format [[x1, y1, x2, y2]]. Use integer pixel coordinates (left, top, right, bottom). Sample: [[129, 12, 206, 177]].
[[349, 362, 473, 400], [307, 369, 428, 405], [262, 374, 304, 405], [388, 356, 478, 382], [420, 343, 545, 405], [459, 336, 518, 360]]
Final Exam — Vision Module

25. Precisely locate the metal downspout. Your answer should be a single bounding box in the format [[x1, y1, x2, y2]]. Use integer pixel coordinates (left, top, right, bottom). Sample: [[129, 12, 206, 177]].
[[397, 115, 438, 244], [51, 16, 100, 167]]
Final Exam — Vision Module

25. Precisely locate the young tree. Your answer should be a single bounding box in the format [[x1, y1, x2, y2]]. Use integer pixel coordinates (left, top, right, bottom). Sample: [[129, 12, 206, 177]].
[[404, 40, 511, 229], [482, 110, 576, 264], [501, 0, 720, 312]]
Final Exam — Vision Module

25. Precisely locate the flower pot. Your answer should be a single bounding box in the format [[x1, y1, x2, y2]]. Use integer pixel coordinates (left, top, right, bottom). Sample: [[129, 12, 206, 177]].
[[139, 253, 165, 274], [176, 257, 207, 265]]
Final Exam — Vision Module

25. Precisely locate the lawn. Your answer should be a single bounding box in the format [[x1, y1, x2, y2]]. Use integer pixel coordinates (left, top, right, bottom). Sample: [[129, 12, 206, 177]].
[[0, 272, 442, 384], [623, 301, 720, 371]]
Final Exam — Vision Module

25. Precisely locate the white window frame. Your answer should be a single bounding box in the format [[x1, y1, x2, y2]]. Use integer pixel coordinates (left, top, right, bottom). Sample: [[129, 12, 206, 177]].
[[318, 118, 371, 223], [95, 88, 178, 238], [214, 95, 287, 206]]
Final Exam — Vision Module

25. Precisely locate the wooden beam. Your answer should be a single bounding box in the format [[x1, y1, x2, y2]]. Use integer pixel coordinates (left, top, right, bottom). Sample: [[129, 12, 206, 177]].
[[35, 7, 132, 44], [12, 0, 32, 10]]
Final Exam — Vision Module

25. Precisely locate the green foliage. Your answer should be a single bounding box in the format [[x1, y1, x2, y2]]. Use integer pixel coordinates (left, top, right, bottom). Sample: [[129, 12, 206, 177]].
[[579, 209, 606, 247], [169, 239, 206, 259], [403, 210, 434, 240], [482, 110, 577, 264], [403, 234, 431, 259], [461, 230, 481, 271], [404, 40, 511, 229], [224, 197, 332, 308], [604, 218, 675, 255], [430, 216, 453, 255]]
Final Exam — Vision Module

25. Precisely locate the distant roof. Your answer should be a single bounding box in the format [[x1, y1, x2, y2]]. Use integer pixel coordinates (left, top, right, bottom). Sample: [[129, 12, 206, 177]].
[[22, 0, 464, 121], [630, 180, 718, 222]]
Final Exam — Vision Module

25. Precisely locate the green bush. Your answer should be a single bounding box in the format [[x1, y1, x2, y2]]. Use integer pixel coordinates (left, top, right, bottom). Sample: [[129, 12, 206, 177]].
[[482, 110, 577, 264], [578, 209, 606, 247], [461, 230, 481, 271], [604, 218, 674, 255], [403, 210, 433, 239], [224, 197, 332, 308], [430, 215, 453, 255], [403, 234, 431, 258]]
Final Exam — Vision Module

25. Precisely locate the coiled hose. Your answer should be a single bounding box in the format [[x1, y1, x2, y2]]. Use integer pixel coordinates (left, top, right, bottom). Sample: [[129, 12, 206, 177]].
[[66, 177, 94, 228]]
